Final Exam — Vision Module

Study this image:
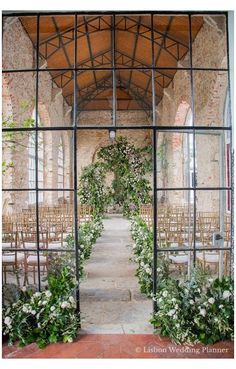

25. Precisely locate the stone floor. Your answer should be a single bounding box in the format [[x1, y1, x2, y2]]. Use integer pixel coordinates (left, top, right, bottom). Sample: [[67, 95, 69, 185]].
[[79, 214, 153, 334]]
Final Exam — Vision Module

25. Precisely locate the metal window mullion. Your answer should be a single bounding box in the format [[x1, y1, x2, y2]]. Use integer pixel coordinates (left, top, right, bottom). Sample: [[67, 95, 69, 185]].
[[189, 14, 197, 268], [35, 14, 41, 291], [112, 14, 116, 127], [73, 14, 80, 314], [151, 14, 158, 312], [226, 12, 234, 277]]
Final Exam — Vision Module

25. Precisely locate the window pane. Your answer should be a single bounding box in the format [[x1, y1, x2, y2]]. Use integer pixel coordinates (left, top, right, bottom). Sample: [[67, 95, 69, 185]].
[[38, 70, 74, 126], [3, 16, 37, 70], [156, 131, 194, 189], [193, 70, 228, 126], [77, 70, 113, 125], [2, 72, 36, 128], [77, 15, 112, 68], [38, 130, 73, 189], [191, 15, 228, 69], [115, 15, 152, 68], [155, 70, 192, 126], [196, 190, 231, 276], [154, 15, 190, 68], [195, 130, 231, 188], [116, 69, 152, 126], [2, 131, 36, 190], [157, 190, 194, 249], [39, 15, 75, 69]]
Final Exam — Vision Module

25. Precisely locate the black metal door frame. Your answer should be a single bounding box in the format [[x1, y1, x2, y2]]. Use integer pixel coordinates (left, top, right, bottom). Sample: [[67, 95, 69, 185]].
[[2, 11, 233, 317]]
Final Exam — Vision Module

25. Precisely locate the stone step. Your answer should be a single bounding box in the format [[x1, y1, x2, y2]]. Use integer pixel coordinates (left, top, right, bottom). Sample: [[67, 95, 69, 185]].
[[80, 287, 149, 302]]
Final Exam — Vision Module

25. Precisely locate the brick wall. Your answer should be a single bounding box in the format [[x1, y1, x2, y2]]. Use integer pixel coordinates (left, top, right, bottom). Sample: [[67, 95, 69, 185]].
[[2, 16, 229, 214]]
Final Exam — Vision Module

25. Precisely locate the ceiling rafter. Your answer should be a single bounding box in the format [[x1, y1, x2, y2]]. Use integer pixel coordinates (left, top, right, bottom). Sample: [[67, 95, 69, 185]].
[[63, 74, 157, 115], [38, 15, 188, 63], [142, 17, 174, 100], [83, 16, 98, 88]]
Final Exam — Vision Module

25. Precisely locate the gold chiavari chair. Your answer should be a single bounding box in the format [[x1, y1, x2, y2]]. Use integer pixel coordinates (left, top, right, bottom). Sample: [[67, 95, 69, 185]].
[[2, 231, 24, 285], [21, 231, 49, 285]]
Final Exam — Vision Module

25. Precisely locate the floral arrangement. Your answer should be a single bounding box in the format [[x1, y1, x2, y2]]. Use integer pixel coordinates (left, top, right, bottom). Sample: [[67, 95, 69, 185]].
[[130, 216, 154, 295], [3, 216, 103, 348], [3, 267, 80, 348], [131, 215, 234, 345], [78, 162, 110, 215], [151, 272, 234, 345], [79, 137, 152, 217], [98, 136, 152, 216], [64, 216, 103, 276]]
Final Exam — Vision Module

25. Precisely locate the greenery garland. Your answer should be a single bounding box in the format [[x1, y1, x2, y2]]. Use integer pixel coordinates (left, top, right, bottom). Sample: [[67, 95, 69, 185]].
[[79, 136, 152, 216]]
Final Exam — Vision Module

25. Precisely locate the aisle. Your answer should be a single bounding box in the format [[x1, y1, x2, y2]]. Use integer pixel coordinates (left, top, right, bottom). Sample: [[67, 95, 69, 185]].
[[80, 214, 153, 334]]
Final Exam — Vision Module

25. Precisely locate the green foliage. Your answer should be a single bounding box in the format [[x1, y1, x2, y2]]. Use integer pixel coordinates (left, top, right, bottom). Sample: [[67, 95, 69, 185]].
[[2, 114, 35, 176], [2, 267, 79, 348], [151, 273, 234, 345], [2, 217, 103, 348], [61, 217, 104, 277], [78, 162, 110, 215], [131, 216, 234, 345], [79, 136, 152, 217], [130, 216, 171, 295]]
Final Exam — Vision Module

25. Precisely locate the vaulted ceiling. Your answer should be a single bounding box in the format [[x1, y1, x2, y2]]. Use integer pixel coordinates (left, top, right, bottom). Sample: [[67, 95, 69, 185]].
[[21, 15, 203, 113]]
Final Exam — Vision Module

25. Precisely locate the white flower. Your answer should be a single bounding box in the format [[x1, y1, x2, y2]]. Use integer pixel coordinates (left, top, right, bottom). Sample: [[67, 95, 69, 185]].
[[31, 310, 36, 315], [175, 304, 179, 310], [162, 291, 168, 298], [145, 267, 152, 275], [176, 323, 180, 328], [69, 296, 75, 304], [50, 306, 56, 312], [199, 308, 206, 317], [34, 292, 41, 298], [61, 301, 70, 309], [157, 268, 161, 272], [45, 291, 52, 298], [171, 298, 176, 303], [42, 300, 47, 306], [167, 309, 176, 317], [219, 305, 224, 309], [4, 317, 12, 326], [208, 297, 215, 305], [22, 305, 29, 313], [21, 286, 27, 292], [189, 299, 194, 305], [223, 290, 231, 299]]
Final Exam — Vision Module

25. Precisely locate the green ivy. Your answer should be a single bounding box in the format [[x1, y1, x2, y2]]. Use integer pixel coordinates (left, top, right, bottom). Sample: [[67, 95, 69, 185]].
[[79, 136, 152, 217]]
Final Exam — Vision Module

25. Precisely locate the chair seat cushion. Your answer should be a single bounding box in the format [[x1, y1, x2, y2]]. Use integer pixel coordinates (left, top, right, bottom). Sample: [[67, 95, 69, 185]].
[[169, 254, 189, 264], [48, 242, 63, 250], [27, 255, 47, 264], [3, 253, 25, 263], [2, 242, 14, 249], [197, 252, 219, 263]]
